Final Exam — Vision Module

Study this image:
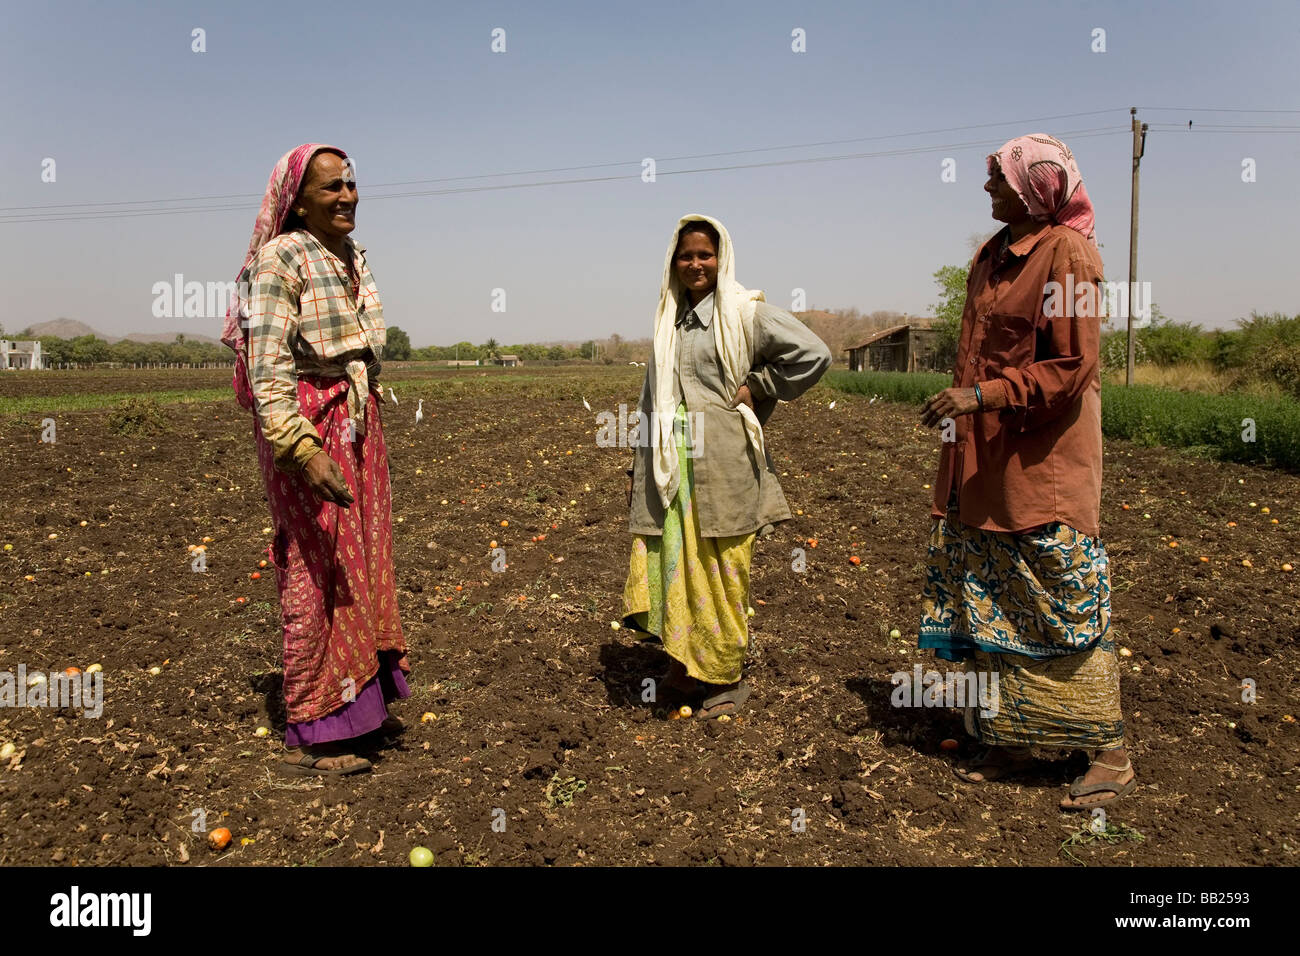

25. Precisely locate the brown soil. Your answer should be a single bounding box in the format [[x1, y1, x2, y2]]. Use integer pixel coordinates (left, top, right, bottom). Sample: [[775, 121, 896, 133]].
[[0, 367, 1296, 866]]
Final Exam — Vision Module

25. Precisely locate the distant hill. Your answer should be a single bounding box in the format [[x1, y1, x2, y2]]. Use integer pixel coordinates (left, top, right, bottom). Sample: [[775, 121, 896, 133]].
[[13, 318, 221, 346]]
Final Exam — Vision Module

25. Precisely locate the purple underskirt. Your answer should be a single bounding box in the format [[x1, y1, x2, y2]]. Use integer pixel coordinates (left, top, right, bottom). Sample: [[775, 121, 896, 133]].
[[285, 650, 411, 747]]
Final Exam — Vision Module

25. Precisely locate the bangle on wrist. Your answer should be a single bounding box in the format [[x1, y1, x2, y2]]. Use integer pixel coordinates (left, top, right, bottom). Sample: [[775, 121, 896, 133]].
[[974, 383, 984, 411]]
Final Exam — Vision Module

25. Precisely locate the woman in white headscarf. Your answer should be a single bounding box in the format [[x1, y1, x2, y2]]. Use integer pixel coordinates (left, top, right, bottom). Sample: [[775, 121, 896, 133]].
[[622, 215, 831, 718]]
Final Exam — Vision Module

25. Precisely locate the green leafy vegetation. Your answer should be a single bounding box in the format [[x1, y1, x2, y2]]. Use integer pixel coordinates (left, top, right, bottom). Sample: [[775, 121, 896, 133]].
[[826, 370, 1300, 470], [106, 396, 169, 436]]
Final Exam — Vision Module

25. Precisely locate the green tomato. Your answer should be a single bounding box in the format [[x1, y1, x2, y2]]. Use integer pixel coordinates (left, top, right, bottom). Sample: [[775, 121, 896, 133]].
[[889, 629, 902, 640], [409, 846, 434, 867]]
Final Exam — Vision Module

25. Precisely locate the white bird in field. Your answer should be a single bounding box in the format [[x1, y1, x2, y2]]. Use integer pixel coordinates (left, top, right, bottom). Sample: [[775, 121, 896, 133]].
[[388, 386, 398, 405], [415, 399, 424, 424], [828, 400, 837, 410], [582, 396, 592, 412], [869, 395, 879, 405], [628, 361, 638, 366]]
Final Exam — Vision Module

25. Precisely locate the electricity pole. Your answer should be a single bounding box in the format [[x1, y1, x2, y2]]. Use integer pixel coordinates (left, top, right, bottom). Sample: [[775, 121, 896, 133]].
[[1126, 107, 1148, 386]]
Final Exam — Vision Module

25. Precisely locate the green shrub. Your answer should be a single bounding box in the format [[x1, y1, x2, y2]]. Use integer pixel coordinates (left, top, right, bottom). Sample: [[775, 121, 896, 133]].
[[107, 396, 168, 436]]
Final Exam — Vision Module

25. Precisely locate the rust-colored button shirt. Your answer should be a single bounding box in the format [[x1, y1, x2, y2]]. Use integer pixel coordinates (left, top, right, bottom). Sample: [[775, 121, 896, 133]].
[[932, 221, 1105, 537]]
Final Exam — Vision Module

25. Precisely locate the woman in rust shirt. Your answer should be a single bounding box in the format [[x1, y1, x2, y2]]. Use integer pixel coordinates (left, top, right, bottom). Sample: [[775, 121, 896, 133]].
[[918, 134, 1135, 810]]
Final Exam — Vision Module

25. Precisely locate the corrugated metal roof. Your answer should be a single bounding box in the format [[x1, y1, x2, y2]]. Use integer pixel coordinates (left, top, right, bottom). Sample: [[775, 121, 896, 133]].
[[844, 324, 911, 351]]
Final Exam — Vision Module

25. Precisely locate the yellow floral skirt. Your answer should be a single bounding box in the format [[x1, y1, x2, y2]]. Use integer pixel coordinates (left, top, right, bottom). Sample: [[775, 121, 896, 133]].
[[622, 404, 754, 685]]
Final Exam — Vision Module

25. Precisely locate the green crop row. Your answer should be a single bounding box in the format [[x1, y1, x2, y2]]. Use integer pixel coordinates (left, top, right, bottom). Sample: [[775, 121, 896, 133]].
[[824, 370, 1300, 470]]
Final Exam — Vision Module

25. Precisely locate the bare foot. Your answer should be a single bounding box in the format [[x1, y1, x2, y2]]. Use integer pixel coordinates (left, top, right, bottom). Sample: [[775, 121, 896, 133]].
[[953, 745, 1033, 783], [660, 658, 700, 694]]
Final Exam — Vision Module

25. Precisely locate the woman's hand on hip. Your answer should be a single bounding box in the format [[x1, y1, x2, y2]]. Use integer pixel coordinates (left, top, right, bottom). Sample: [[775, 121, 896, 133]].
[[302, 450, 355, 507], [730, 384, 755, 414], [920, 387, 980, 428]]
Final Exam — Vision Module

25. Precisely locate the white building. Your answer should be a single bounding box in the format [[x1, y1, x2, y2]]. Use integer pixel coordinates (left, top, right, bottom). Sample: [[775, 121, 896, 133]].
[[0, 340, 43, 369]]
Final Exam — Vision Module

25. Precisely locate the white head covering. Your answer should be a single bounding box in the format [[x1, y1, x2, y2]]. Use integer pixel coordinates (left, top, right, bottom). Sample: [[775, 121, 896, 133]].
[[649, 214, 766, 508]]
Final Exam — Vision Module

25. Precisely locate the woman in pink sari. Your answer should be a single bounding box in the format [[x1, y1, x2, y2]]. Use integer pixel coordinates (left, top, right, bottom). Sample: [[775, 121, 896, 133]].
[[221, 144, 409, 776]]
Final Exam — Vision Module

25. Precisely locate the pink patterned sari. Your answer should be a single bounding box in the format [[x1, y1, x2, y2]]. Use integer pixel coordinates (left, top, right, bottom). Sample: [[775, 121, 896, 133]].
[[226, 145, 409, 745], [254, 374, 408, 740]]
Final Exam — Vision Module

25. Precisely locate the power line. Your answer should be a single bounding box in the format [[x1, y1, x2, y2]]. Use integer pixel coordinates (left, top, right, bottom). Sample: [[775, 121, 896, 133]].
[[1146, 123, 1300, 131], [0, 108, 1129, 216], [0, 125, 1129, 225], [1138, 106, 1300, 114]]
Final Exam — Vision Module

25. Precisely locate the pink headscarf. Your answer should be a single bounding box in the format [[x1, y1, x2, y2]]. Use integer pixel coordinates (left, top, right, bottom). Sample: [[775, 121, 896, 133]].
[[987, 134, 1096, 246], [221, 143, 348, 409]]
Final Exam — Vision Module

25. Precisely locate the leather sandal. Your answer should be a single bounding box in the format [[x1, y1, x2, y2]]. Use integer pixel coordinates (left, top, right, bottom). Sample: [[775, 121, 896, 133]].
[[697, 681, 751, 718], [1060, 754, 1137, 810], [280, 747, 372, 777]]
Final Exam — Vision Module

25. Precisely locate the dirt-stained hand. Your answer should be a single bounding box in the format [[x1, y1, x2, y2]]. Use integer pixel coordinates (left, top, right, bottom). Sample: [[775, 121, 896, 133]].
[[302, 451, 355, 507], [920, 387, 981, 429]]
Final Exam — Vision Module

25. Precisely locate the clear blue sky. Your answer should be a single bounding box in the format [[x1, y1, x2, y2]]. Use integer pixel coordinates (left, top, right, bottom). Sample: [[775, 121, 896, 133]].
[[2, 0, 1297, 346]]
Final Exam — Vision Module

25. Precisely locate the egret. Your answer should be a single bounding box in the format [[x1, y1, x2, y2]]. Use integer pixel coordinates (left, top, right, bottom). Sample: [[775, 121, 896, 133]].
[[388, 386, 398, 405], [582, 396, 592, 412], [415, 399, 424, 424]]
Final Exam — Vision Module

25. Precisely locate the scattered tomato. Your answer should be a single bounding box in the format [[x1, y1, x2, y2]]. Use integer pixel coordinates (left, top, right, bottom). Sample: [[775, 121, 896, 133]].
[[250, 572, 261, 580], [409, 846, 434, 867], [940, 738, 959, 751], [848, 555, 861, 566], [208, 827, 232, 851]]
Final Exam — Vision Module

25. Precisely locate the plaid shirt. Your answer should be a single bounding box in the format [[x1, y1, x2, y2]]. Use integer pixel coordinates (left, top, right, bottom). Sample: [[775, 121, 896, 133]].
[[246, 230, 386, 471]]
